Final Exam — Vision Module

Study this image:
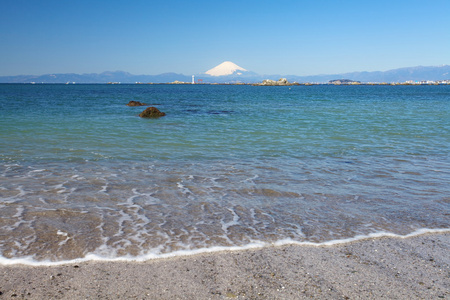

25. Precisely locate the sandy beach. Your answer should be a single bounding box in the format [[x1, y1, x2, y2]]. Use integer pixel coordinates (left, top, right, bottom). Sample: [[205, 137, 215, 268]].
[[0, 232, 448, 299]]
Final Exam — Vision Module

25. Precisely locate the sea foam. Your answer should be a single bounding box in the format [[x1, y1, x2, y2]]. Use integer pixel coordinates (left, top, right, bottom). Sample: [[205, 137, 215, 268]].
[[1, 228, 448, 266]]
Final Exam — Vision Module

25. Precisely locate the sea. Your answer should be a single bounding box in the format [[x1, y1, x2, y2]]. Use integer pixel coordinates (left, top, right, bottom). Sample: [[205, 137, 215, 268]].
[[1, 83, 449, 265]]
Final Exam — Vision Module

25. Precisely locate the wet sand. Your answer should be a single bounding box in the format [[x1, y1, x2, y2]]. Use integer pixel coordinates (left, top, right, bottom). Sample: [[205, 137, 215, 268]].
[[0, 232, 448, 299]]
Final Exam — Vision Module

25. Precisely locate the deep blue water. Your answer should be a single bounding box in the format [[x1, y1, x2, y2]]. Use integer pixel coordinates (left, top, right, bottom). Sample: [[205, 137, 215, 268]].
[[1, 84, 449, 262]]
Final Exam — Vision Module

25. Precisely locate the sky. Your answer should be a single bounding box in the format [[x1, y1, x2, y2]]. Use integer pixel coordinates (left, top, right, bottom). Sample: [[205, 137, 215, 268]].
[[1, 0, 449, 76]]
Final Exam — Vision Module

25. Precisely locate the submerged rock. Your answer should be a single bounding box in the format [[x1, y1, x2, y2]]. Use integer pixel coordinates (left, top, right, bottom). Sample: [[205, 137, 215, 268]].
[[139, 107, 166, 118], [127, 101, 148, 106]]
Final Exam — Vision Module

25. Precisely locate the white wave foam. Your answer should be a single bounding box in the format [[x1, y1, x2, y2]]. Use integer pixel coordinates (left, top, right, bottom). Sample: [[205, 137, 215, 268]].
[[99, 183, 108, 193], [0, 228, 448, 266], [56, 230, 71, 246], [28, 169, 46, 173], [2, 185, 27, 204]]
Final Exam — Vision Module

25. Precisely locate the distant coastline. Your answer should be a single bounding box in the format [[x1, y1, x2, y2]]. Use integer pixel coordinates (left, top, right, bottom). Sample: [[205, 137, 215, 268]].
[[1, 64, 449, 85], [2, 81, 449, 86]]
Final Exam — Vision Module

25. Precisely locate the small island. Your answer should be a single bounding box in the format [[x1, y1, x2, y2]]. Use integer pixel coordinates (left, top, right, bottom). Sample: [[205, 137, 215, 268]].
[[253, 78, 300, 86], [328, 79, 361, 85]]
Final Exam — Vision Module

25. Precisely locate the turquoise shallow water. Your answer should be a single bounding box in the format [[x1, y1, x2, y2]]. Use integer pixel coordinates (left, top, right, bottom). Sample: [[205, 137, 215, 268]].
[[0, 84, 449, 262]]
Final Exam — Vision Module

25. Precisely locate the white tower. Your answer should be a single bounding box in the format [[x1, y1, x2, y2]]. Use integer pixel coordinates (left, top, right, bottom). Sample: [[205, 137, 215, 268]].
[[192, 75, 195, 84]]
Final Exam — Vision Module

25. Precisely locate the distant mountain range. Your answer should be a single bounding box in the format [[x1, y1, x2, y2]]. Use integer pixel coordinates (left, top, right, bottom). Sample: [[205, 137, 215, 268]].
[[1, 63, 449, 84], [291, 65, 450, 83], [0, 71, 192, 84]]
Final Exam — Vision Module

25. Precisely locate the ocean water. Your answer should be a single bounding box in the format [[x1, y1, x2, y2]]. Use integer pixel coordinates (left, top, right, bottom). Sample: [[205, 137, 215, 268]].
[[1, 83, 449, 264]]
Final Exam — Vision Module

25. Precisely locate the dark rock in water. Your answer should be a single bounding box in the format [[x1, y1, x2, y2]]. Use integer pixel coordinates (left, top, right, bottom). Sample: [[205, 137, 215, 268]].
[[127, 100, 148, 106], [139, 107, 166, 118]]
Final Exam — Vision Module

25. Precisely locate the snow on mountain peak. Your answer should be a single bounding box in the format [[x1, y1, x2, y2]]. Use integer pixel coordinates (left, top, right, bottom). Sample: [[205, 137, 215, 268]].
[[205, 61, 248, 76]]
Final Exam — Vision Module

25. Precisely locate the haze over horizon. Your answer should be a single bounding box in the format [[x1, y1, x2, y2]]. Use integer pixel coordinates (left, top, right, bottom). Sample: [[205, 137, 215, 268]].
[[1, 0, 449, 77]]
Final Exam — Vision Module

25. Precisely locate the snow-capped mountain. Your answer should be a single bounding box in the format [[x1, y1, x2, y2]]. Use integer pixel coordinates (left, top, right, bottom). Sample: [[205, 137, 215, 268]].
[[204, 61, 248, 76]]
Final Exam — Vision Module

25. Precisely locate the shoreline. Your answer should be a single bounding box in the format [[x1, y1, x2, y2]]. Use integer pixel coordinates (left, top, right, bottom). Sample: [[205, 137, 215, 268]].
[[0, 232, 448, 299], [1, 228, 448, 266]]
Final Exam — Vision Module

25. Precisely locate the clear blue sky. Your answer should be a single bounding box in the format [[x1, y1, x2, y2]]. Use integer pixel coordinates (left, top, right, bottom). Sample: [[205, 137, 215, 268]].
[[1, 0, 449, 76]]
